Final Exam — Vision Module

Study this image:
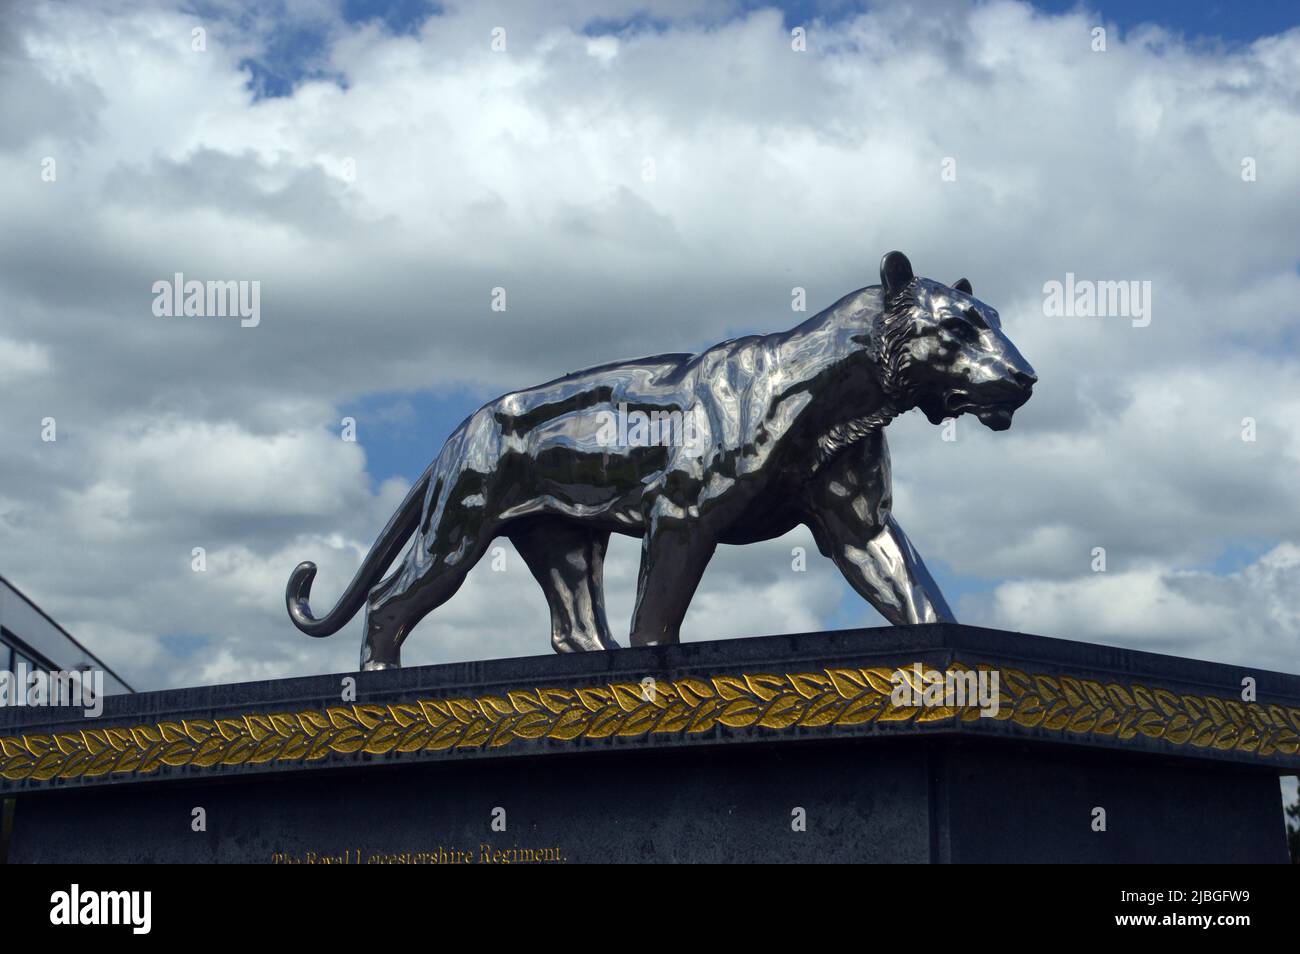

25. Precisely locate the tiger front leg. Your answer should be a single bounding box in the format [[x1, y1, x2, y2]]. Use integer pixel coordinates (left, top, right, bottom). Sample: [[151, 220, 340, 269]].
[[814, 513, 956, 625], [803, 429, 954, 626], [628, 506, 717, 647]]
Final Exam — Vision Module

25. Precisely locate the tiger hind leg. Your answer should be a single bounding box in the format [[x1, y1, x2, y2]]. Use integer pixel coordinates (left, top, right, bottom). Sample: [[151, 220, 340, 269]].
[[509, 518, 618, 652]]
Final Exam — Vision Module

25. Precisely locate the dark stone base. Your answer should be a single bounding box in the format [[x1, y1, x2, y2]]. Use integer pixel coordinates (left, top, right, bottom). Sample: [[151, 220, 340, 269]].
[[9, 738, 1286, 863], [4, 624, 1297, 863]]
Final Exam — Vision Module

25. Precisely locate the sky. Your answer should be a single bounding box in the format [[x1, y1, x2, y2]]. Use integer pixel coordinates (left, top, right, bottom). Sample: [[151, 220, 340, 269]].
[[1, 0, 1298, 700]]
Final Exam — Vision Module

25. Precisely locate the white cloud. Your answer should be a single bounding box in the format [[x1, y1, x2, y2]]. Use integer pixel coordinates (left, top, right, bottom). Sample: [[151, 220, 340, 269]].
[[973, 544, 1300, 672], [0, 337, 50, 377], [0, 1, 1297, 689]]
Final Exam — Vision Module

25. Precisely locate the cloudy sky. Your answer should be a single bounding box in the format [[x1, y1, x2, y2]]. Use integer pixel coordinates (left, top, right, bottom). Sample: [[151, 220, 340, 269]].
[[1, 0, 1298, 695]]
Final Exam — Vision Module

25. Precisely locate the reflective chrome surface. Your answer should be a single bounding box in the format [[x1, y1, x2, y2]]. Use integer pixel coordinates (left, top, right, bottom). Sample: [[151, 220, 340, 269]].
[[288, 251, 1036, 669]]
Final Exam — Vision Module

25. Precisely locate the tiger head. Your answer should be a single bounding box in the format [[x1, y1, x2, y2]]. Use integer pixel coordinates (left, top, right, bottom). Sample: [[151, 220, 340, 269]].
[[876, 251, 1036, 431]]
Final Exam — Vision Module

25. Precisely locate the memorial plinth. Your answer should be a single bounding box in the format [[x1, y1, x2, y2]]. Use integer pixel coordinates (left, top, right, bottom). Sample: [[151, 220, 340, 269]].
[[2, 624, 1296, 863]]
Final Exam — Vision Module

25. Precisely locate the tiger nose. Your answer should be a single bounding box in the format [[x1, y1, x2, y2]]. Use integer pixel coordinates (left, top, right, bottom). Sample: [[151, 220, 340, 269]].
[[1013, 368, 1038, 387]]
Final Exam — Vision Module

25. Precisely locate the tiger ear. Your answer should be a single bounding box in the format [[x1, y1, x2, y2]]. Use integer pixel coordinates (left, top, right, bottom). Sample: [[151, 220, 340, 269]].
[[953, 277, 973, 295], [880, 251, 914, 300]]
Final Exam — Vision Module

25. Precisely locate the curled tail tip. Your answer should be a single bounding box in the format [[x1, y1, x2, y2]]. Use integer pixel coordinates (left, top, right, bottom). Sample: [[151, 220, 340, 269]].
[[286, 470, 426, 641], [287, 561, 317, 598], [286, 561, 330, 636]]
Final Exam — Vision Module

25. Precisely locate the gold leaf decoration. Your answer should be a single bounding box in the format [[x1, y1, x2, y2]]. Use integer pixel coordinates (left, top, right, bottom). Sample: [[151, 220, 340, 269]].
[[2, 661, 1298, 784]]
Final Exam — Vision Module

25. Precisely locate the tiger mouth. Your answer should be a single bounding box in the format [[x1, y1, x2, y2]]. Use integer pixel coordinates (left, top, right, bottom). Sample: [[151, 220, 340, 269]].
[[943, 393, 1020, 431], [974, 406, 1014, 430]]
